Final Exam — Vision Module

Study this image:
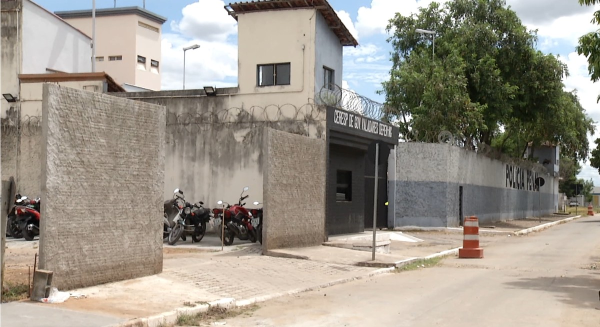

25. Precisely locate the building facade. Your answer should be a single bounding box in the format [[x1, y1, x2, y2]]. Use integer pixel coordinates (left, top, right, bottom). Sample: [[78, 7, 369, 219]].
[[55, 6, 166, 91], [1, 0, 92, 120]]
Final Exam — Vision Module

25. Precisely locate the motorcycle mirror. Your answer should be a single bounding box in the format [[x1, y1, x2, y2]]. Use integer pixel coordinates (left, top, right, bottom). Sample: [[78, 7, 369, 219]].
[[243, 186, 249, 191], [20, 196, 27, 200], [217, 200, 223, 205], [253, 201, 260, 205], [173, 188, 180, 194]]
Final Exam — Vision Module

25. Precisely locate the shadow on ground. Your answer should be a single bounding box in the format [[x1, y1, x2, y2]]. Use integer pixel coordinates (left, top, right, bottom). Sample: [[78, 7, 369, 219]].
[[505, 275, 600, 310]]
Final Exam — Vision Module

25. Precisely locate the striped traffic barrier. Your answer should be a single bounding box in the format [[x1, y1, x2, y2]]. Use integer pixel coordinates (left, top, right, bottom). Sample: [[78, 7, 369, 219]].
[[588, 204, 594, 216], [459, 216, 484, 259]]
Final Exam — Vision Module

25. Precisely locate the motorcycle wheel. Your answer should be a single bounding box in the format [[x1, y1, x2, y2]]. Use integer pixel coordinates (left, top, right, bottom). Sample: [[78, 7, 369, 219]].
[[8, 216, 22, 239], [168, 224, 184, 245], [249, 229, 257, 243], [220, 227, 235, 246], [257, 225, 262, 244], [22, 224, 35, 241], [192, 222, 206, 243]]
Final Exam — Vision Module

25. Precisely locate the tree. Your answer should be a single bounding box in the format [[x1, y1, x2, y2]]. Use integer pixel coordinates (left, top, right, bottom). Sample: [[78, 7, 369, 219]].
[[578, 0, 600, 172], [382, 0, 595, 162]]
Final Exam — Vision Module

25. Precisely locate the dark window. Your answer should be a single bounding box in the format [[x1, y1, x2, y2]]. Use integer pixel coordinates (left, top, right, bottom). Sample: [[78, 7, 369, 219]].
[[257, 63, 291, 86], [336, 170, 352, 202], [137, 55, 146, 63], [109, 55, 122, 61], [151, 59, 159, 68], [324, 66, 334, 90]]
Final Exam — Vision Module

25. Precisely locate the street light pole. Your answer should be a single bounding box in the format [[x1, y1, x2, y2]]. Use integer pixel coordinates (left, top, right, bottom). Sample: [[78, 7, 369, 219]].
[[182, 44, 200, 90], [415, 28, 436, 59]]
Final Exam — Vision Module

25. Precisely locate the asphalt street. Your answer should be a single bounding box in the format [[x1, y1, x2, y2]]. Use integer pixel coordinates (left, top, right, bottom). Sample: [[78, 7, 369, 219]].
[[223, 216, 600, 327]]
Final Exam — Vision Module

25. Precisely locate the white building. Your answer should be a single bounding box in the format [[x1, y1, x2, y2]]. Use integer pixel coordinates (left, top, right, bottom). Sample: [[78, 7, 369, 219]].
[[1, 0, 92, 120], [55, 7, 167, 92], [221, 0, 358, 108]]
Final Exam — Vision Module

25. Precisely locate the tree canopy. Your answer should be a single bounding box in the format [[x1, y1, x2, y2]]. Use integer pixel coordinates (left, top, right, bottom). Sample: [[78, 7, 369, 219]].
[[381, 0, 595, 162], [577, 0, 600, 175]]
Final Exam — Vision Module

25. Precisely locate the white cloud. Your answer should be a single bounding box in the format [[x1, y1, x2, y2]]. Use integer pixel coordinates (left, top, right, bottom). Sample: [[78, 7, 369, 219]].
[[344, 43, 378, 57], [336, 10, 359, 41], [170, 0, 237, 42], [160, 33, 237, 90], [355, 0, 451, 38]]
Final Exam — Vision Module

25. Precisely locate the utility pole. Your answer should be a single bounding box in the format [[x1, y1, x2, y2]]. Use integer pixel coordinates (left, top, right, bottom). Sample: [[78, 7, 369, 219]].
[[92, 0, 96, 72]]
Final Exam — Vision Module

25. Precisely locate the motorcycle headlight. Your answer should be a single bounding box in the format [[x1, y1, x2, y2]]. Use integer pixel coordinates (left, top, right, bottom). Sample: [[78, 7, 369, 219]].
[[184, 207, 191, 215]]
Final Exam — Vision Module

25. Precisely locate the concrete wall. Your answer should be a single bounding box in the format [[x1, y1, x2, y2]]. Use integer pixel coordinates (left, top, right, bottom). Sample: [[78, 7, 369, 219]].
[[1, 80, 107, 199], [39, 84, 165, 290], [1, 0, 22, 120], [393, 143, 558, 227], [237, 8, 315, 104], [262, 128, 326, 250], [117, 90, 326, 213], [22, 0, 91, 74], [314, 10, 343, 94]]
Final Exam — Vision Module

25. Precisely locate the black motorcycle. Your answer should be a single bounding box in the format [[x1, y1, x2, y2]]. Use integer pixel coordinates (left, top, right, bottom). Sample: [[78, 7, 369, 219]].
[[168, 197, 211, 246]]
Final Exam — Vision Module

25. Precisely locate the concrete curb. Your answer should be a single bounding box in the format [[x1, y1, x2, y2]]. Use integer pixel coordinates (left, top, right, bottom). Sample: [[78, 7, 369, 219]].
[[392, 247, 460, 268], [512, 215, 583, 236], [110, 265, 397, 327], [109, 246, 464, 327]]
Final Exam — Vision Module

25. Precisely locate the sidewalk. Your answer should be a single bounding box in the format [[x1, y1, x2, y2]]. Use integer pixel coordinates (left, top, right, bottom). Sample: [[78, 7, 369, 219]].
[[1, 214, 582, 327]]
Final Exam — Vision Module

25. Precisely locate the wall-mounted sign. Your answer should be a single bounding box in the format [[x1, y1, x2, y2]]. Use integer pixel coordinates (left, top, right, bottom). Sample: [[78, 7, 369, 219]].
[[505, 164, 541, 191], [327, 107, 399, 144]]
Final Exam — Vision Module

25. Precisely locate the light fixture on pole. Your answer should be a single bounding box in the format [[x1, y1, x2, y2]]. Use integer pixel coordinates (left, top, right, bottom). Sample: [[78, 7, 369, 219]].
[[183, 44, 200, 90], [92, 0, 96, 72], [415, 28, 436, 58], [2, 94, 17, 102]]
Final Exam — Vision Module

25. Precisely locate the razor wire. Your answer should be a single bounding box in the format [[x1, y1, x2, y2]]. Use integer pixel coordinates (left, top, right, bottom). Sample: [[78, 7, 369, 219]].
[[316, 83, 393, 120], [165, 103, 327, 135], [1, 115, 41, 137]]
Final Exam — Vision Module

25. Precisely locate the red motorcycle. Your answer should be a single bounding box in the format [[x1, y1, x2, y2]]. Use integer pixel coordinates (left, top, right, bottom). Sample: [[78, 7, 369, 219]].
[[14, 195, 41, 241], [214, 186, 259, 245]]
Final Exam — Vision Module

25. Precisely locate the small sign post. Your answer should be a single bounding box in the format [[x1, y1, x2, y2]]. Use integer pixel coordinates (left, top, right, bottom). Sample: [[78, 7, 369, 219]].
[[367, 141, 390, 261]]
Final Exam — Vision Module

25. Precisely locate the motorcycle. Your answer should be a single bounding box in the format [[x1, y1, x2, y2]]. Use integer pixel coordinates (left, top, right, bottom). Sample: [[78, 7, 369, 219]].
[[6, 194, 27, 238], [164, 188, 185, 241], [166, 189, 211, 246], [14, 195, 41, 241], [250, 201, 263, 245], [214, 186, 259, 246]]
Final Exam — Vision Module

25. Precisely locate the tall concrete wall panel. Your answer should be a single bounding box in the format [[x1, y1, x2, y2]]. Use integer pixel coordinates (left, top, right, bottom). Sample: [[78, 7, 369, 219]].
[[116, 91, 326, 214], [394, 143, 557, 227], [39, 84, 165, 290], [263, 128, 326, 250]]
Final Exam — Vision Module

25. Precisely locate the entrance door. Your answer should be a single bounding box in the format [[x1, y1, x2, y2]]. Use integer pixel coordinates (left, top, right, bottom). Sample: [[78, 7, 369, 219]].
[[364, 153, 388, 229], [326, 144, 365, 235]]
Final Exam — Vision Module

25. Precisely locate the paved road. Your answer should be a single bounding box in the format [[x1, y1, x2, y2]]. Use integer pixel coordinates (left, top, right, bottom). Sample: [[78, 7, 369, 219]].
[[0, 302, 125, 327], [223, 216, 600, 327]]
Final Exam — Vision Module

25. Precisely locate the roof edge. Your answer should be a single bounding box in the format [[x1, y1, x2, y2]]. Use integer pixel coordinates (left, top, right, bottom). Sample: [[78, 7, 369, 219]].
[[55, 6, 167, 25]]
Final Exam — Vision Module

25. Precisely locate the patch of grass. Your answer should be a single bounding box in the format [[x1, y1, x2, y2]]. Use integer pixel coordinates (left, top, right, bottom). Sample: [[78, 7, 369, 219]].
[[1, 282, 29, 303], [396, 256, 443, 272], [175, 304, 260, 326]]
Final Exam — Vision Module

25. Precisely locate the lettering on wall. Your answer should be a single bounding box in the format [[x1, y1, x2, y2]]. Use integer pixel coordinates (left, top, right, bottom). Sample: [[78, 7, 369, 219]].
[[505, 164, 540, 191], [333, 109, 394, 139]]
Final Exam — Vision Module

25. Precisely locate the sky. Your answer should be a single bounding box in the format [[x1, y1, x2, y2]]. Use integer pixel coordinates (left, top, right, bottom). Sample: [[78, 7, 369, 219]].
[[33, 0, 600, 185]]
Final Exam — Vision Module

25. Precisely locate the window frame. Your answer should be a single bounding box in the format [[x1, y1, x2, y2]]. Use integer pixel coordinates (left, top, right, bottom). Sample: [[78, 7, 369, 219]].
[[335, 170, 352, 202], [257, 62, 291, 87], [324, 66, 335, 90], [108, 55, 122, 61]]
